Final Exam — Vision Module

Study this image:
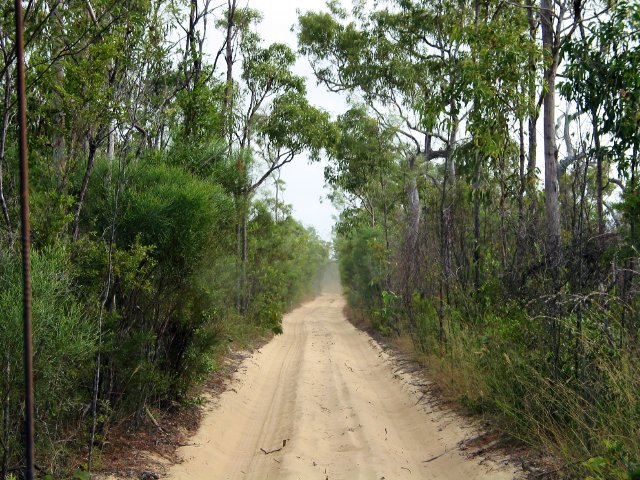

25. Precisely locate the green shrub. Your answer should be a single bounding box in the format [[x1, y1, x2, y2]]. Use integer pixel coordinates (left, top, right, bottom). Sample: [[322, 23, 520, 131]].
[[0, 246, 95, 473]]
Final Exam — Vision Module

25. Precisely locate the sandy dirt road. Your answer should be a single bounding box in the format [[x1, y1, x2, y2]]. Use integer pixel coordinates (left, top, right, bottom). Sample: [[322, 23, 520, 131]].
[[167, 294, 516, 480]]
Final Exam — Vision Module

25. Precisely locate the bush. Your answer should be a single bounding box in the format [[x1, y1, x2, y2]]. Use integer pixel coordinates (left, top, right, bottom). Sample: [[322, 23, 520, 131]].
[[74, 156, 238, 414], [0, 246, 95, 473]]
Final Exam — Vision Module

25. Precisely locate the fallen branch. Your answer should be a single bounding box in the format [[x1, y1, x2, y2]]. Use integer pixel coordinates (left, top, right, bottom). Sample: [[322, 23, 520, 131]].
[[145, 405, 164, 433], [260, 439, 288, 455], [423, 446, 458, 463], [469, 439, 500, 457]]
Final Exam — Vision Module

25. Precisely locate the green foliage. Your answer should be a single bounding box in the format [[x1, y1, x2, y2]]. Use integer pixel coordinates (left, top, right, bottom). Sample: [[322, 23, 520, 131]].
[[119, 160, 234, 275], [325, 106, 399, 193], [246, 201, 330, 333], [561, 0, 640, 177], [72, 151, 328, 415], [257, 91, 331, 160], [336, 224, 386, 312], [73, 469, 91, 480], [30, 189, 75, 248], [76, 157, 234, 405], [0, 247, 95, 470], [372, 290, 401, 337], [177, 75, 226, 140], [315, 0, 640, 474], [0, 0, 331, 475], [242, 43, 305, 97], [584, 441, 640, 480], [411, 294, 440, 352]]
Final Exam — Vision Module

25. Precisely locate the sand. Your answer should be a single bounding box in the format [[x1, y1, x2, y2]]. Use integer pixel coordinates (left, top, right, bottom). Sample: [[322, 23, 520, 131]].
[[166, 293, 517, 480]]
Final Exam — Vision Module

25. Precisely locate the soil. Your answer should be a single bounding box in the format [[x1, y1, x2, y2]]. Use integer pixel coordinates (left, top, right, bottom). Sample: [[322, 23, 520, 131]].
[[162, 293, 520, 479]]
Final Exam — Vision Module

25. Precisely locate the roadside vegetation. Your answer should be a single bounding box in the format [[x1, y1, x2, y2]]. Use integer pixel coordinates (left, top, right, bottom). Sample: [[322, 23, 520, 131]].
[[297, 0, 640, 478], [0, 2, 328, 477], [2, 0, 639, 478]]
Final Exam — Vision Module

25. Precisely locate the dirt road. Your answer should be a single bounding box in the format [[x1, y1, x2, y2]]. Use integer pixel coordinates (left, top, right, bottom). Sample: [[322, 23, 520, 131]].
[[167, 294, 516, 479]]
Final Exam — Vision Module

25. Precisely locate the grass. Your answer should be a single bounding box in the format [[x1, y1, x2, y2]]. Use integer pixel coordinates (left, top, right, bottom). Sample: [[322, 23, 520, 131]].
[[348, 300, 640, 479]]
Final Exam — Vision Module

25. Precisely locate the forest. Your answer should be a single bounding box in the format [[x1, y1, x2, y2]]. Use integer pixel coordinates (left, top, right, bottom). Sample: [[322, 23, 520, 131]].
[[1, 0, 639, 478], [298, 0, 640, 478], [0, 0, 330, 477]]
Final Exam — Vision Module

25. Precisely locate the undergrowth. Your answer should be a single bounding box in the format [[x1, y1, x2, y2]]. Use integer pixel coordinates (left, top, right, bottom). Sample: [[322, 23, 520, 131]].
[[347, 293, 640, 479]]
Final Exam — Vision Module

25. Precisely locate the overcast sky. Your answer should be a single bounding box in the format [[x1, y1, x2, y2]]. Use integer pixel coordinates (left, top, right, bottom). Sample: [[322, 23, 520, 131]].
[[248, 0, 349, 242]]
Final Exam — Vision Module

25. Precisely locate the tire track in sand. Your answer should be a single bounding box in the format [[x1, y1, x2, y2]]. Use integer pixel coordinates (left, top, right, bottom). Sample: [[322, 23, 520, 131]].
[[167, 294, 517, 479]]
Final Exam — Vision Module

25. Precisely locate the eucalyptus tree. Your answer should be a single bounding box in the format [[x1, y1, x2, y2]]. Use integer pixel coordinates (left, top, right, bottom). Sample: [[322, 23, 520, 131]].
[[212, 11, 331, 310], [560, 0, 640, 343], [299, 0, 538, 302], [235, 89, 329, 310], [537, 0, 591, 271], [300, 1, 462, 229], [298, 1, 466, 308], [11, 0, 168, 241], [561, 0, 640, 233], [310, 0, 640, 471], [325, 106, 401, 252]]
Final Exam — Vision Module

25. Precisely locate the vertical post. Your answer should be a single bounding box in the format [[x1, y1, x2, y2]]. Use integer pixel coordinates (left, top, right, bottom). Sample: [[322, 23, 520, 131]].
[[15, 0, 35, 478]]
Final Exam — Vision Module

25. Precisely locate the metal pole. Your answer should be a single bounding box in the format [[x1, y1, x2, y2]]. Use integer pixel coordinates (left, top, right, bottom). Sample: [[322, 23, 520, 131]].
[[15, 0, 35, 478]]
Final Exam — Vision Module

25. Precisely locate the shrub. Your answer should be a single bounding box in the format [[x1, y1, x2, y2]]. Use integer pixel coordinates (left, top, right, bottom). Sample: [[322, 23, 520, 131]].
[[0, 246, 94, 473]]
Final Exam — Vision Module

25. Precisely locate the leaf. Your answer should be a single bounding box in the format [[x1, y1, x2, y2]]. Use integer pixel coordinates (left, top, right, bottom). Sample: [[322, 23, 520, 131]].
[[74, 470, 91, 480]]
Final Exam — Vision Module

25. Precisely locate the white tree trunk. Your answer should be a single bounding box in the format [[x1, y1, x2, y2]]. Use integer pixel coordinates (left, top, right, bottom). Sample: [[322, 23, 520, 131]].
[[541, 0, 561, 267]]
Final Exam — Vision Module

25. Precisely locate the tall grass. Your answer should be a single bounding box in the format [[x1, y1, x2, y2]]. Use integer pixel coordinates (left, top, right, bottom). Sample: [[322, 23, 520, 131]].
[[404, 295, 640, 478]]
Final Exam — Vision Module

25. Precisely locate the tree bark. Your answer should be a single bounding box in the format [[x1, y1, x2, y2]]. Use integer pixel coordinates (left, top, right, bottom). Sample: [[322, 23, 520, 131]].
[[541, 0, 561, 269], [107, 121, 115, 162], [241, 204, 248, 313], [593, 109, 604, 241], [52, 6, 67, 192], [0, 66, 12, 241], [526, 0, 539, 187], [380, 169, 390, 251], [473, 154, 482, 291], [512, 116, 528, 285], [72, 130, 103, 241], [224, 0, 237, 148], [406, 154, 421, 254]]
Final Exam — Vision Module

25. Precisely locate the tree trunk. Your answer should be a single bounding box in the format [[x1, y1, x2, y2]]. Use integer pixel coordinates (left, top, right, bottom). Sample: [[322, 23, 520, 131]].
[[241, 207, 248, 312], [224, 0, 237, 148], [189, 0, 201, 83], [72, 132, 102, 241], [235, 214, 241, 312], [380, 170, 390, 251], [0, 67, 12, 241], [52, 8, 67, 192], [274, 172, 280, 222], [406, 154, 421, 254], [512, 117, 528, 286], [541, 0, 562, 377], [440, 153, 453, 285], [473, 154, 482, 292], [541, 0, 561, 269], [526, 0, 539, 187], [592, 110, 604, 241], [107, 121, 115, 162]]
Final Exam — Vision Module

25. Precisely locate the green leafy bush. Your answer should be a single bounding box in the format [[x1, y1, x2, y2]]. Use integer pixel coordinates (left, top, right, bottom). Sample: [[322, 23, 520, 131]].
[[0, 247, 95, 472]]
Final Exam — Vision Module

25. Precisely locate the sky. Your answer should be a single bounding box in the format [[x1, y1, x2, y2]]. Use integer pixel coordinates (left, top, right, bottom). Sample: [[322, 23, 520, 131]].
[[248, 0, 349, 242]]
